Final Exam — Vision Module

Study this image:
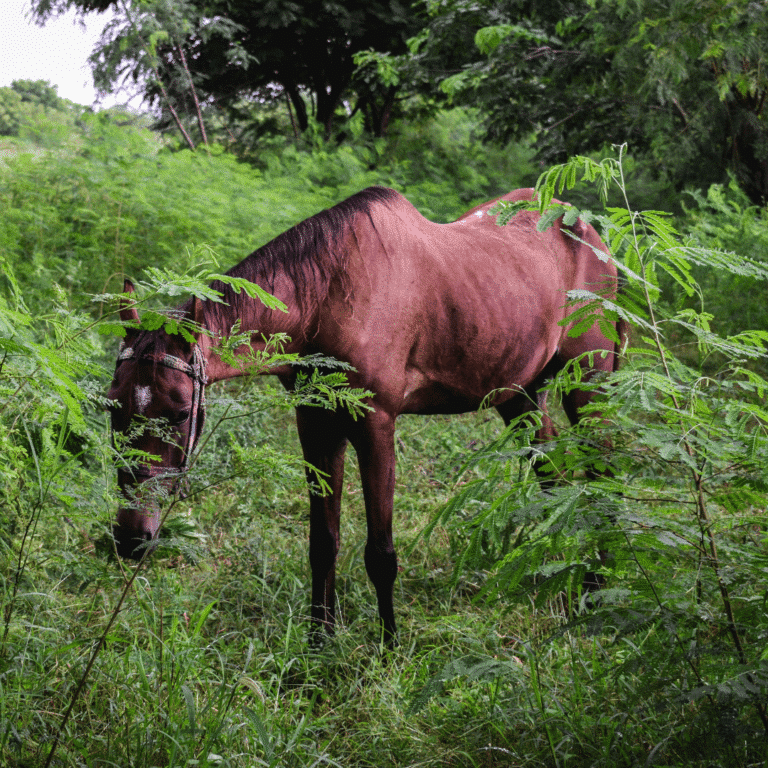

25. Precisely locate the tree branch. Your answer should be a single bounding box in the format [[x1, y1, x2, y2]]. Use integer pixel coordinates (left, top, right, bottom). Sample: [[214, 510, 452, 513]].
[[176, 43, 208, 148]]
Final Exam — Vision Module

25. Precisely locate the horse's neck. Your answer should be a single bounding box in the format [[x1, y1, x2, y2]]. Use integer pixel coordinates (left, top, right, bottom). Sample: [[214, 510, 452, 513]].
[[202, 287, 309, 383]]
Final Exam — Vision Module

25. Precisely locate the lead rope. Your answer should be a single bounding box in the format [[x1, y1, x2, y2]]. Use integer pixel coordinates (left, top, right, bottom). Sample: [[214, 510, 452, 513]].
[[182, 344, 208, 472]]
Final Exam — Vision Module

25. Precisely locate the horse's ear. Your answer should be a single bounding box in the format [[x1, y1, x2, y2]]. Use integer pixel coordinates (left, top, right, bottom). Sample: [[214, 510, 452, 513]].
[[120, 279, 140, 325], [190, 295, 205, 338]]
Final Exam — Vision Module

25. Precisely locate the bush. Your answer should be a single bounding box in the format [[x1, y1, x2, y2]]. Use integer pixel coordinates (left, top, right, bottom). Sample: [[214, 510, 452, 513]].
[[416, 147, 768, 765]]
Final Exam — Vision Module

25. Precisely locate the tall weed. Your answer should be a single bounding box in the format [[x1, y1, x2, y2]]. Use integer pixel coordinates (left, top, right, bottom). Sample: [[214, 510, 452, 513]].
[[416, 146, 768, 765]]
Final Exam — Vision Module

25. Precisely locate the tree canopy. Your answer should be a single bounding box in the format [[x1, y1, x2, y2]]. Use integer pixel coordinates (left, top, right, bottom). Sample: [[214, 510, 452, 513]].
[[30, 0, 768, 202], [417, 0, 768, 204], [32, 0, 421, 138]]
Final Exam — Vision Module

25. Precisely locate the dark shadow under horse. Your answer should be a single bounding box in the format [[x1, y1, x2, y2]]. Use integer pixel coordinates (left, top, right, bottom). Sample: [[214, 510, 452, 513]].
[[107, 186, 623, 643]]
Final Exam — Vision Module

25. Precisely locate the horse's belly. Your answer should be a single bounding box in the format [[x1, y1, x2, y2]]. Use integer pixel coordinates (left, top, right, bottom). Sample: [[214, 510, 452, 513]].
[[400, 345, 548, 415], [400, 382, 487, 414]]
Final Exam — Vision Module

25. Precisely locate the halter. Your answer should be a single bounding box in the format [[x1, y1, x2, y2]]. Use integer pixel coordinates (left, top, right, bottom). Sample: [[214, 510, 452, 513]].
[[116, 342, 208, 480]]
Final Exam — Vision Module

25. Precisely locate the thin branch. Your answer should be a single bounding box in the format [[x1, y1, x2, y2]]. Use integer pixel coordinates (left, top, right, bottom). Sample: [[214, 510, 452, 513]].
[[524, 46, 581, 61], [177, 43, 209, 148], [117, 0, 195, 151], [154, 71, 196, 151], [672, 96, 688, 125], [285, 91, 299, 140], [542, 106, 586, 132]]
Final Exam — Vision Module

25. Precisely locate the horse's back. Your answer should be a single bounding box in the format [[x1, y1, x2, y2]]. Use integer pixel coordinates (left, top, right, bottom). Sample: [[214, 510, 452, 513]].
[[453, 188, 536, 227], [319, 187, 618, 415]]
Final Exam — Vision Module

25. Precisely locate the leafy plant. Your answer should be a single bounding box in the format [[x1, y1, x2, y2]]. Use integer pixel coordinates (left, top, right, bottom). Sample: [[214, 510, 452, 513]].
[[415, 146, 768, 765], [418, 0, 768, 204]]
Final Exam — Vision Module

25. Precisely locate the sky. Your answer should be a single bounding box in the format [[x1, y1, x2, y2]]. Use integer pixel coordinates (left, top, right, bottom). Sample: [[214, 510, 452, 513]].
[[0, 0, 139, 109]]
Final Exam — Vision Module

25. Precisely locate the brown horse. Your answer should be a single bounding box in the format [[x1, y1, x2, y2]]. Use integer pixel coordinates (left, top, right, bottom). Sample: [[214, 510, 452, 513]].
[[107, 186, 622, 643]]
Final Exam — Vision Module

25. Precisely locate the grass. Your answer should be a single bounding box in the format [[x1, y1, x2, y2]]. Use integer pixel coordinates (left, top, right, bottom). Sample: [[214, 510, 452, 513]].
[[2, 386, 521, 768], [0, 396, 640, 767], [3, 379, 766, 767], [3, 110, 768, 768]]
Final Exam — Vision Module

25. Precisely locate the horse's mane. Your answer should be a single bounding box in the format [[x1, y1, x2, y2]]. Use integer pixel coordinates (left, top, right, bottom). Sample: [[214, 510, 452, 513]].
[[202, 186, 398, 334]]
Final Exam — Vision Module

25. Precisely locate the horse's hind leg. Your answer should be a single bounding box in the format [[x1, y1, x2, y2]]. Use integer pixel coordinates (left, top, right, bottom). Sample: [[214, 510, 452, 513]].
[[558, 323, 619, 431], [495, 365, 561, 483], [558, 334, 620, 593], [296, 407, 348, 643]]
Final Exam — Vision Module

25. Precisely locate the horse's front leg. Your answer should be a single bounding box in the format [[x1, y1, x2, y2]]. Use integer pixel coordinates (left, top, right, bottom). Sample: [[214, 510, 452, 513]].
[[295, 407, 348, 642], [350, 411, 399, 645]]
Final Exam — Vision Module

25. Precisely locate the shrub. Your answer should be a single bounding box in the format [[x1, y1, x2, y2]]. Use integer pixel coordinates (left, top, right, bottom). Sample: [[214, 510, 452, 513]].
[[416, 147, 768, 765]]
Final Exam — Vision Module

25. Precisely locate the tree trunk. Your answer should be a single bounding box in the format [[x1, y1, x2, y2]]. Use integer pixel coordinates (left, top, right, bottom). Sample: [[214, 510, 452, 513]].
[[284, 84, 308, 132], [359, 86, 398, 138], [375, 86, 398, 137]]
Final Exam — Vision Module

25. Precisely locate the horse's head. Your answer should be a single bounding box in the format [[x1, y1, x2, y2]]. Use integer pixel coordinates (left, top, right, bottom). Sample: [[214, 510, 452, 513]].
[[107, 281, 208, 559]]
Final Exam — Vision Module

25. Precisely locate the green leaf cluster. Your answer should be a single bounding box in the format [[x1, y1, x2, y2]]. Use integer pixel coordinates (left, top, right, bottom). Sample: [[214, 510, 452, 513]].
[[416, 145, 768, 760]]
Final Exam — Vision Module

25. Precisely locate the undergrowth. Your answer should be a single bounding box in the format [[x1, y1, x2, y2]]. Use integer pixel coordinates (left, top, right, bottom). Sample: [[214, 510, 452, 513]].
[[2, 103, 768, 767]]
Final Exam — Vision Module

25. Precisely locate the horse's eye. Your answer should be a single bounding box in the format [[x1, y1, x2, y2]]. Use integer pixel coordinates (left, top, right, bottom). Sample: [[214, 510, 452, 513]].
[[165, 410, 191, 426]]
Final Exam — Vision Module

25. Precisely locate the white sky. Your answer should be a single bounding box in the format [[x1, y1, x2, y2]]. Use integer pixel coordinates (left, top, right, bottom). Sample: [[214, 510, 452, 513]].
[[0, 0, 139, 108]]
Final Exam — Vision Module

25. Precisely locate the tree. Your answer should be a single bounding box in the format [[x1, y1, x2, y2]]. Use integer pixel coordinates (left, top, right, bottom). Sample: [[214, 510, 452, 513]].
[[419, 0, 768, 204], [0, 88, 24, 136], [31, 0, 422, 140], [10, 78, 65, 110], [0, 80, 66, 137]]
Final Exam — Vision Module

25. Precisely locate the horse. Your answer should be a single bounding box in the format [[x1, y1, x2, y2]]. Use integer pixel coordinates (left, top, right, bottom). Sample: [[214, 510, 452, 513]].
[[107, 186, 623, 644]]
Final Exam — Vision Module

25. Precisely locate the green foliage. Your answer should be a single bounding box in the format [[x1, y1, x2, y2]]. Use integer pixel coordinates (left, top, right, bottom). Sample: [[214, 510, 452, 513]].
[[26, 0, 768, 203], [34, 0, 423, 140], [10, 79, 65, 111], [0, 88, 24, 137], [415, 146, 768, 763], [474, 23, 546, 55], [683, 176, 768, 339], [418, 0, 768, 204], [0, 80, 72, 140], [0, 105, 533, 318]]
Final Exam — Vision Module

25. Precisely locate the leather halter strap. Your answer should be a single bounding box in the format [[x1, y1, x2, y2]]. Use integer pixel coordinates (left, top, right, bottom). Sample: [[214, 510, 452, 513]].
[[116, 342, 208, 479]]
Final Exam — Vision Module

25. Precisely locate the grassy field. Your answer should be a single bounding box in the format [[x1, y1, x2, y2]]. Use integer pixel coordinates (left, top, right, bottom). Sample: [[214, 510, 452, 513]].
[[5, 379, 766, 767], [2, 106, 768, 767], [3, 398, 533, 767], [0, 399, 672, 768]]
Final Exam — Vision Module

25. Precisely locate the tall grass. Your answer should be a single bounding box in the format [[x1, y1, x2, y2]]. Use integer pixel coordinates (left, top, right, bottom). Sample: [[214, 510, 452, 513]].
[[2, 109, 768, 767]]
